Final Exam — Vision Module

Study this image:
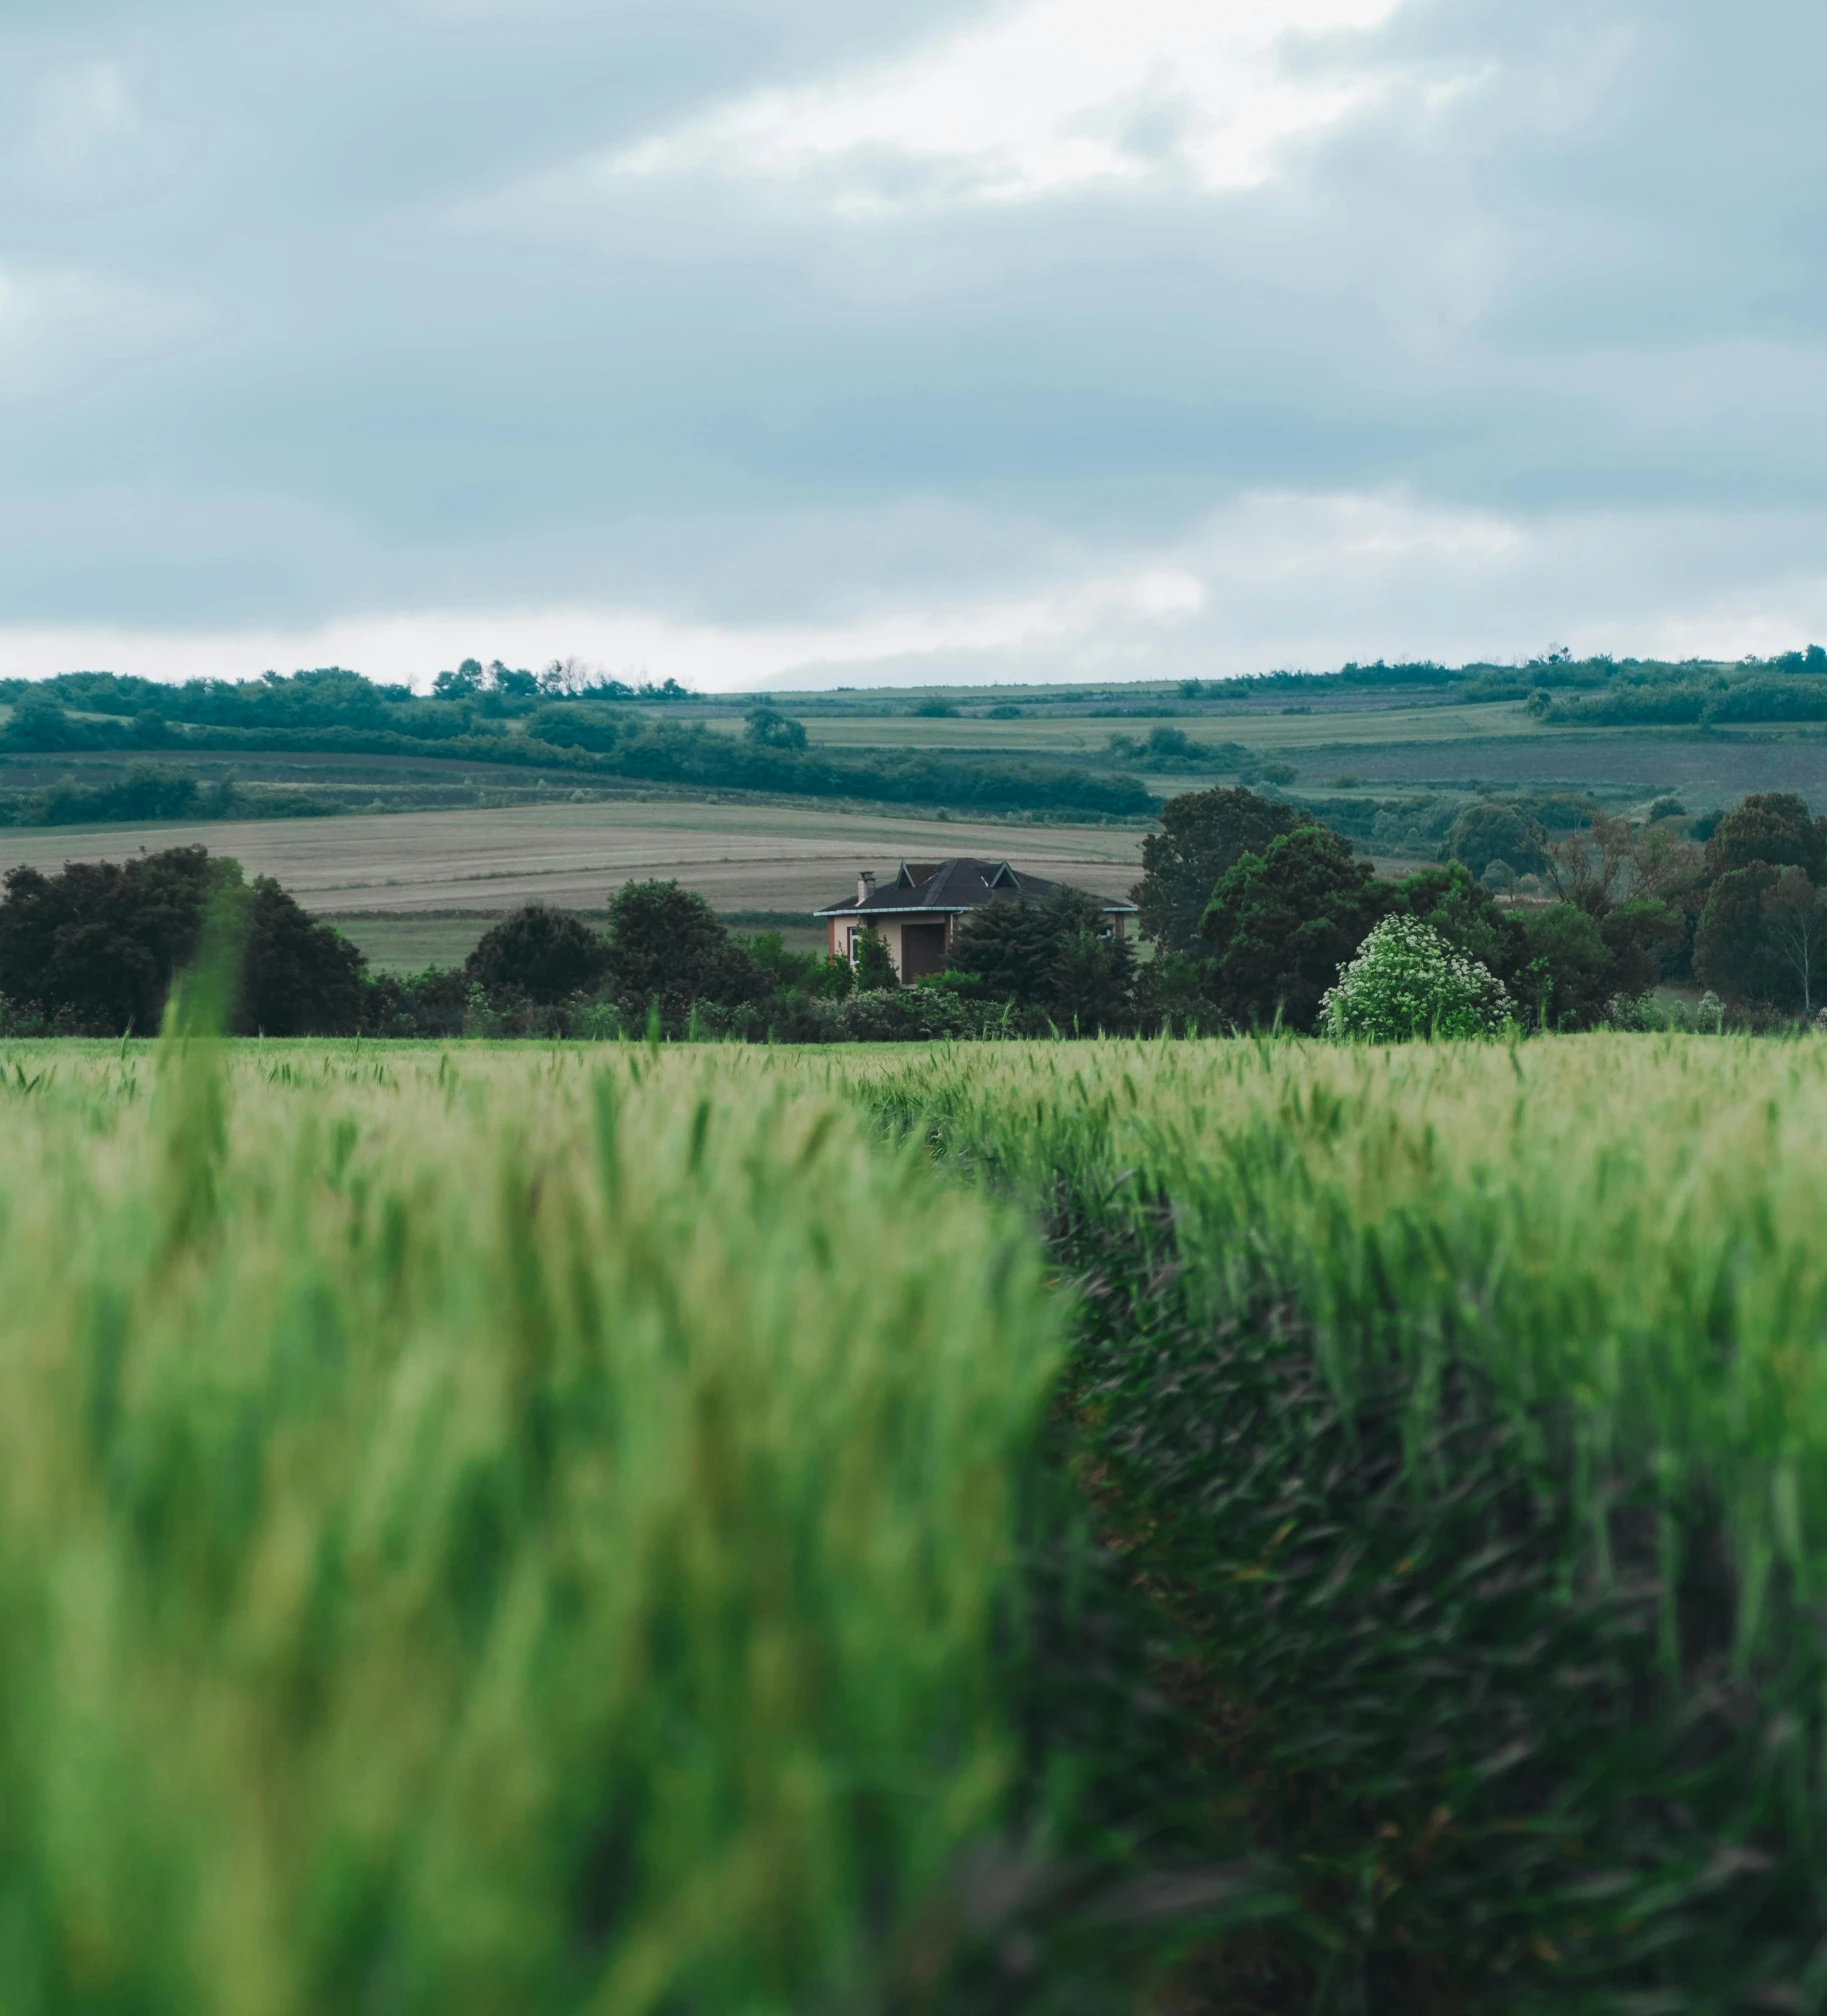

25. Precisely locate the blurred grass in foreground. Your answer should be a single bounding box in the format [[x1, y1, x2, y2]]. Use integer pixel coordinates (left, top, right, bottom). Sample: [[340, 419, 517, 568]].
[[0, 1040, 1062, 2016], [865, 1033, 1827, 2005], [871, 1033, 1827, 1628]]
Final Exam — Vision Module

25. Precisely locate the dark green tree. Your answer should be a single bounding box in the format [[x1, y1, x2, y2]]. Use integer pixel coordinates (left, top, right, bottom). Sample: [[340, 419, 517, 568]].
[[0, 845, 223, 1032], [744, 706, 809, 752], [4, 689, 81, 751], [1703, 792, 1827, 883], [1199, 825, 1387, 1032], [1445, 801, 1546, 880], [238, 881, 366, 1035], [853, 928, 898, 992], [1389, 861, 1526, 979], [1542, 812, 1682, 1002], [0, 845, 364, 1036], [466, 904, 609, 1004], [527, 704, 623, 752], [1514, 904, 1615, 1028], [433, 661, 485, 698], [1762, 866, 1827, 1014], [1695, 863, 1785, 1004], [603, 880, 764, 1026], [1131, 787, 1309, 956], [948, 888, 1134, 1030]]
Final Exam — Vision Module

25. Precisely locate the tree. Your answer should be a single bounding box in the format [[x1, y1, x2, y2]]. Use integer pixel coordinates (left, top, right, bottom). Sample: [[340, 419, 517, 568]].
[[1043, 897, 1136, 1032], [1388, 861, 1526, 980], [0, 845, 223, 1032], [0, 845, 364, 1036], [744, 706, 809, 752], [1694, 863, 1785, 1005], [1514, 904, 1614, 1029], [466, 904, 609, 1004], [853, 928, 898, 992], [4, 689, 81, 751], [602, 881, 764, 1026], [1200, 825, 1388, 1032], [433, 660, 485, 699], [1131, 787, 1309, 957], [1762, 866, 1827, 1014], [238, 880, 366, 1035], [947, 888, 1134, 1031], [1445, 801, 1546, 880], [1704, 792, 1827, 883], [1322, 917, 1513, 1041], [527, 704, 622, 752], [1542, 811, 1680, 1000]]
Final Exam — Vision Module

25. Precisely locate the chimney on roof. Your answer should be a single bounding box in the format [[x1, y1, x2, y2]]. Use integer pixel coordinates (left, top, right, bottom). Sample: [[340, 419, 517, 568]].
[[858, 870, 876, 906]]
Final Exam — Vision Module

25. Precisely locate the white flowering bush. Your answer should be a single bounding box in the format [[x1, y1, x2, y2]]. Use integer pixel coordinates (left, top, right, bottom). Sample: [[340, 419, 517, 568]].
[[1322, 915, 1514, 1041]]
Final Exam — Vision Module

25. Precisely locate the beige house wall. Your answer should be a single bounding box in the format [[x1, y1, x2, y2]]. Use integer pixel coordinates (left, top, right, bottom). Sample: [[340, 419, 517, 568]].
[[826, 904, 1129, 974], [827, 913, 955, 979]]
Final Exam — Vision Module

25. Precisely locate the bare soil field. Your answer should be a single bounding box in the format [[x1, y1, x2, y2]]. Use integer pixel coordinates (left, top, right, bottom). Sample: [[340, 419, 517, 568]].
[[0, 799, 1149, 920]]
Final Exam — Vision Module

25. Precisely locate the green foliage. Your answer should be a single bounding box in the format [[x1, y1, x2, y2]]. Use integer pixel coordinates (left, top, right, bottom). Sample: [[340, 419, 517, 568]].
[[1387, 859, 1520, 975], [0, 846, 225, 1035], [524, 703, 624, 752], [238, 879, 366, 1035], [852, 926, 898, 993], [883, 1036, 1827, 2008], [3, 688, 82, 750], [1443, 799, 1546, 878], [1695, 862, 1785, 1004], [464, 903, 610, 1004], [1199, 824, 1386, 1032], [0, 675, 1157, 822], [602, 879, 764, 1029], [1703, 789, 1827, 882], [743, 705, 809, 751], [1515, 901, 1614, 1027], [740, 931, 853, 999], [0, 846, 365, 1038], [1321, 915, 1513, 1039], [1131, 786, 1308, 956], [911, 697, 958, 717], [1759, 865, 1827, 1013], [947, 888, 1135, 1032], [0, 1047, 1063, 2012]]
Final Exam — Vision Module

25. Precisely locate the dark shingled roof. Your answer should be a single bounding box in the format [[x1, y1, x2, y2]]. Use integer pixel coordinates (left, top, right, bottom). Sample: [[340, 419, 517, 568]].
[[814, 858, 1137, 919]]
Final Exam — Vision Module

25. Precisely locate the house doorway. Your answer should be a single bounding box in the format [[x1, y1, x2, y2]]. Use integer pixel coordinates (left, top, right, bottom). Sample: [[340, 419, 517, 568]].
[[900, 922, 948, 980]]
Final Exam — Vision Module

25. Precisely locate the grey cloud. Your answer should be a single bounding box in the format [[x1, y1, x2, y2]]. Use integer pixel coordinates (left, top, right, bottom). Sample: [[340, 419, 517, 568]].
[[2, 0, 1826, 670]]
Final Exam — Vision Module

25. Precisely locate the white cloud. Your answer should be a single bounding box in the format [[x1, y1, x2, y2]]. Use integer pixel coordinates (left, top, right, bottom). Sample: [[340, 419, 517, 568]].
[[603, 0, 1451, 211], [11, 492, 1827, 695]]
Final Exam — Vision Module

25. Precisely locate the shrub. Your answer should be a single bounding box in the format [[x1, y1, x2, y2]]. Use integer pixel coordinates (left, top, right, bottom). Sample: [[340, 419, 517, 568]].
[[1445, 800, 1546, 879], [603, 879, 765, 1029], [744, 705, 808, 751], [1201, 824, 1387, 1032], [1322, 915, 1513, 1040], [948, 888, 1135, 1032], [465, 903, 609, 1004]]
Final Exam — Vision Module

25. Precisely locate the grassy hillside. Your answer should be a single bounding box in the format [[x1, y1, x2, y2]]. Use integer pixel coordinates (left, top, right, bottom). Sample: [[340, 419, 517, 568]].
[[1, 654, 1823, 846]]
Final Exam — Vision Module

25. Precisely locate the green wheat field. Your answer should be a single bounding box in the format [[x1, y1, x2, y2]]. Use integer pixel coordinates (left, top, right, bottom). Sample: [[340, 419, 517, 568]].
[[3, 1030, 1825, 2012]]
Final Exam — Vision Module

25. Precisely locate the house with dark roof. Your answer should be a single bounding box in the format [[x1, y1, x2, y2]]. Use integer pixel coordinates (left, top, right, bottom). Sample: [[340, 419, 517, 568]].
[[814, 858, 1138, 981]]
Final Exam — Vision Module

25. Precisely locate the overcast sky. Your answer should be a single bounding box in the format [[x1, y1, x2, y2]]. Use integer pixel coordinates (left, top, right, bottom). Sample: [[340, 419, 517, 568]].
[[2, 0, 1823, 690]]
